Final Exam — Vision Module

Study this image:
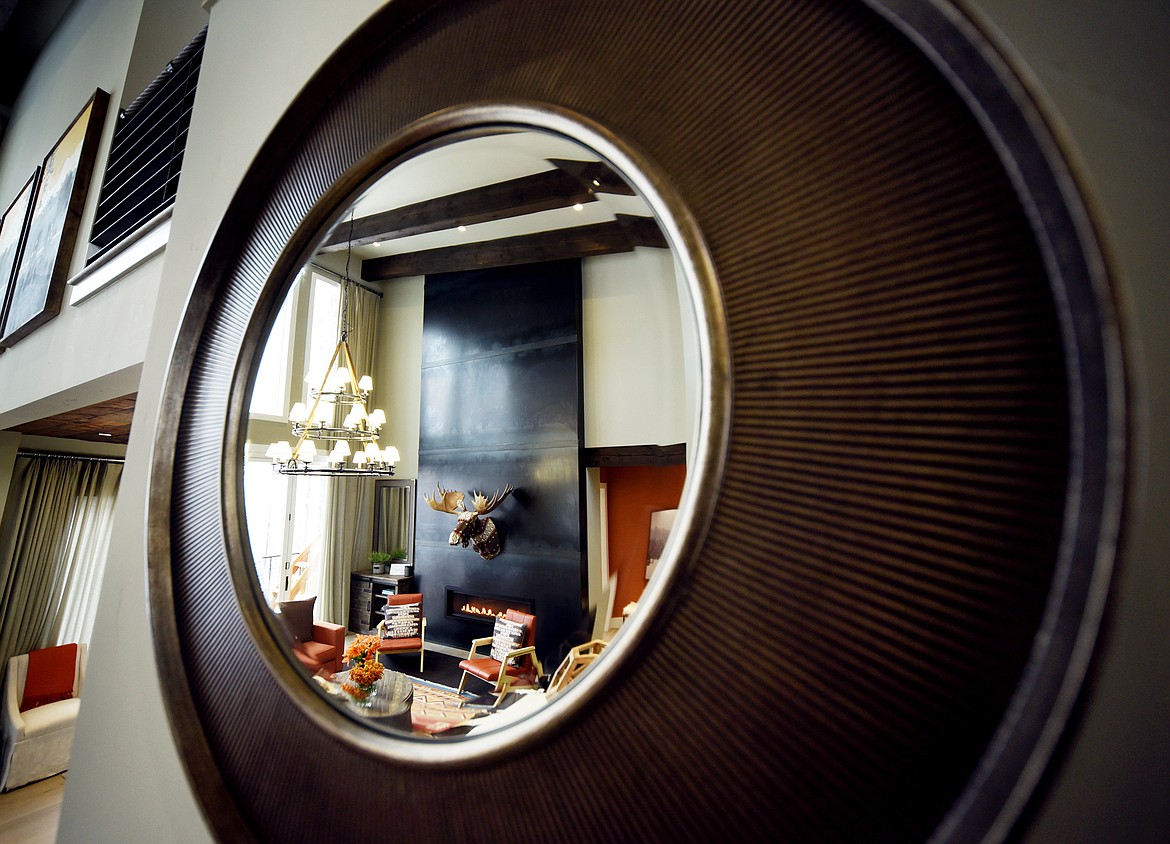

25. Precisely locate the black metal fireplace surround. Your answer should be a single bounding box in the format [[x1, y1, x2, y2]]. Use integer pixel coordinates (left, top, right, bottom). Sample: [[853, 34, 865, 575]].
[[414, 259, 587, 664]]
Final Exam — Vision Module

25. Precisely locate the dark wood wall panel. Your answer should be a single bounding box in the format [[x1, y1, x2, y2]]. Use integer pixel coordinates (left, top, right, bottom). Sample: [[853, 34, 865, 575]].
[[415, 259, 586, 662]]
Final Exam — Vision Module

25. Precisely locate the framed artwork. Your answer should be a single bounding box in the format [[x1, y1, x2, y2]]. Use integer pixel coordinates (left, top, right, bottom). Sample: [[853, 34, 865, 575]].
[[0, 88, 109, 347], [0, 168, 39, 351], [645, 507, 677, 578]]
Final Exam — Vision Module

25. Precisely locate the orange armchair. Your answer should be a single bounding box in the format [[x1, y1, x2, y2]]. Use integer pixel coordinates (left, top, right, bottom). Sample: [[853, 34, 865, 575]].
[[457, 609, 543, 707], [277, 597, 344, 675], [293, 621, 345, 675], [376, 593, 426, 672]]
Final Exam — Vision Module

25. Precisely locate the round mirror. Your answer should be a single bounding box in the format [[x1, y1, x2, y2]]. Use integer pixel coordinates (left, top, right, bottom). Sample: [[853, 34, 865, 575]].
[[150, 0, 1126, 838], [241, 125, 716, 742]]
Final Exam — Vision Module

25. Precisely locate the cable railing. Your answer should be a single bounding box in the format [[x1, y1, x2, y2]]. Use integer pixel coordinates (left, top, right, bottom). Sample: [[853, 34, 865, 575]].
[[87, 25, 206, 264]]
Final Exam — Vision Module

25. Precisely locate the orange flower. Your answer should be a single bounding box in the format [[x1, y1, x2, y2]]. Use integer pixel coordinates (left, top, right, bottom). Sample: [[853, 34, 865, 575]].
[[349, 659, 384, 687], [343, 634, 380, 664]]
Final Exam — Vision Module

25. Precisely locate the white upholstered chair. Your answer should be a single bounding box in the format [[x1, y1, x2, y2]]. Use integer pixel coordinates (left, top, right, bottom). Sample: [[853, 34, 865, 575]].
[[1, 643, 87, 791]]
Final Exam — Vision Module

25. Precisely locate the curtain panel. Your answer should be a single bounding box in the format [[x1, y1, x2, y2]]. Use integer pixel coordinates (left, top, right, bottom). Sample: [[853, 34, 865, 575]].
[[0, 456, 122, 669]]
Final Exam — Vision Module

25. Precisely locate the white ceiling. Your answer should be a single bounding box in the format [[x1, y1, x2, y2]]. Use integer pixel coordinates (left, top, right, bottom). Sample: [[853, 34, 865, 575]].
[[327, 130, 655, 260]]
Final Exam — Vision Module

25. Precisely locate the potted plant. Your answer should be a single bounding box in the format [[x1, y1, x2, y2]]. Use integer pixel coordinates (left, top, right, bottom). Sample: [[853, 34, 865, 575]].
[[368, 551, 393, 574]]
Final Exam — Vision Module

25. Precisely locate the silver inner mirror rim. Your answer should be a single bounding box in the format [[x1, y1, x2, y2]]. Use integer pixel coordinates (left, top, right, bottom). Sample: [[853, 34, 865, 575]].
[[224, 103, 732, 766]]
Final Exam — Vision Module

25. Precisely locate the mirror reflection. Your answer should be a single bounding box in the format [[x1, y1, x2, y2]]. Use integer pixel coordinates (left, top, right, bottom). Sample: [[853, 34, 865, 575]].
[[373, 479, 415, 569], [244, 128, 702, 737]]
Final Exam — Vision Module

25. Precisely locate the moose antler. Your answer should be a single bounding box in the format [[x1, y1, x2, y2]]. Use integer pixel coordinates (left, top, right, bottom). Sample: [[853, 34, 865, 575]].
[[424, 483, 466, 514], [425, 482, 514, 559], [471, 484, 513, 515]]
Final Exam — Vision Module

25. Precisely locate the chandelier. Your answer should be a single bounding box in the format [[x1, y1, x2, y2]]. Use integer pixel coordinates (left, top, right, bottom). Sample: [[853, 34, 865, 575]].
[[266, 216, 398, 477]]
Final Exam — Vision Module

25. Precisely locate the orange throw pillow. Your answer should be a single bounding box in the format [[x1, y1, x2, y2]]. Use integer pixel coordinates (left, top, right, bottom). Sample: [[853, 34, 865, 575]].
[[20, 643, 78, 713]]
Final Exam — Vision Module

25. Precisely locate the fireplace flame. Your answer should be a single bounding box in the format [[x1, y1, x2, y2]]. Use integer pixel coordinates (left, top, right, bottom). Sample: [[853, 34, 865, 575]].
[[460, 602, 504, 618]]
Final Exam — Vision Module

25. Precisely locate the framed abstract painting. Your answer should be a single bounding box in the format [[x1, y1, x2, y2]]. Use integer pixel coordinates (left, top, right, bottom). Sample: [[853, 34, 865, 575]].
[[0, 88, 108, 347], [0, 168, 39, 351]]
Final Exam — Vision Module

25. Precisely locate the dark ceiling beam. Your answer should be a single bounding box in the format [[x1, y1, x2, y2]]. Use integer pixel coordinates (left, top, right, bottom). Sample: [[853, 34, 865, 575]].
[[585, 443, 687, 467], [546, 158, 637, 195], [361, 214, 667, 280], [317, 159, 636, 251]]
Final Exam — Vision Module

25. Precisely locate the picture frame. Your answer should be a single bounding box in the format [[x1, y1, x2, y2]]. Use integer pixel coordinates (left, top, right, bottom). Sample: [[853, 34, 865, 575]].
[[0, 88, 109, 347], [0, 168, 40, 350], [645, 507, 677, 579]]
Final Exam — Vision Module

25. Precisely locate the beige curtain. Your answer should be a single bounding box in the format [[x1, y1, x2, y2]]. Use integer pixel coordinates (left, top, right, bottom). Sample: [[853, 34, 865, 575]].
[[318, 281, 380, 624], [0, 456, 122, 667]]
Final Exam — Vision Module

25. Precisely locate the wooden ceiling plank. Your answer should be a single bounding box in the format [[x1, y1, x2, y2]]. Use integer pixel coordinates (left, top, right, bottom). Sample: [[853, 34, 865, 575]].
[[2, 392, 136, 444]]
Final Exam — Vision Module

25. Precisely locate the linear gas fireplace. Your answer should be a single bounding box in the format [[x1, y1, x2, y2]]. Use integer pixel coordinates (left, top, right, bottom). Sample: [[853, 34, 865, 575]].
[[446, 588, 535, 624]]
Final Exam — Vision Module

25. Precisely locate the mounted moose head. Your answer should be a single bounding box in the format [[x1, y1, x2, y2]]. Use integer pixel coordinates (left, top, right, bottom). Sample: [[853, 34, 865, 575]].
[[424, 483, 514, 560]]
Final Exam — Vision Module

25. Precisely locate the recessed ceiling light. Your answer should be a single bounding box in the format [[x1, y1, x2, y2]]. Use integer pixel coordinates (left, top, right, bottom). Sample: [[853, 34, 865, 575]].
[[573, 203, 584, 211], [592, 179, 600, 187], [98, 432, 113, 437], [458, 225, 467, 232]]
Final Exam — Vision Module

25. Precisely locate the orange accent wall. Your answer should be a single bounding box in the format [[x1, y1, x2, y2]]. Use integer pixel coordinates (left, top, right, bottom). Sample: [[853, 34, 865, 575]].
[[600, 464, 687, 619]]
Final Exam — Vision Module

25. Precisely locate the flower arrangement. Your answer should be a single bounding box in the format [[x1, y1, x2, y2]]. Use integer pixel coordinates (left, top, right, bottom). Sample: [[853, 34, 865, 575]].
[[341, 634, 384, 702]]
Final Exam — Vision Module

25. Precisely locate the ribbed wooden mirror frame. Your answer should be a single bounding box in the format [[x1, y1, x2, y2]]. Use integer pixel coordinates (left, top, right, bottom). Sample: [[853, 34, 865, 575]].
[[148, 0, 1126, 841]]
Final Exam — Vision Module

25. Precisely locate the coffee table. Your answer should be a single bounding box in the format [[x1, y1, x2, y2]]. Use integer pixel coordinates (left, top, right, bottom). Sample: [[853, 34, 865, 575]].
[[328, 667, 413, 731]]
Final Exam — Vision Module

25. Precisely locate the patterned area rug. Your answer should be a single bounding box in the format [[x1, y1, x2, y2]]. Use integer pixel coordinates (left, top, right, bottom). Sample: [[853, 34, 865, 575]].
[[410, 679, 493, 735]]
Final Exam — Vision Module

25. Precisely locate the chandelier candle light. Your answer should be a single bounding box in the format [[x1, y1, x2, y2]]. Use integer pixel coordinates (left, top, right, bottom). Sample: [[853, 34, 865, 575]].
[[266, 214, 399, 477]]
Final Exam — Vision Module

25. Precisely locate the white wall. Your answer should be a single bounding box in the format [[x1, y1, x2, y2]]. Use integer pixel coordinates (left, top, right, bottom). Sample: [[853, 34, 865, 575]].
[[0, 0, 152, 427], [965, 1, 1170, 840], [0, 0, 138, 204], [37, 0, 1169, 841], [375, 275, 425, 480], [583, 247, 696, 451], [120, 0, 209, 110], [57, 1, 386, 841]]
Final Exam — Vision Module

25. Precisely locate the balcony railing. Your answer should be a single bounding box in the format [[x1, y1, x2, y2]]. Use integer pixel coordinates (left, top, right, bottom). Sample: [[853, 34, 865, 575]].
[[87, 25, 206, 264]]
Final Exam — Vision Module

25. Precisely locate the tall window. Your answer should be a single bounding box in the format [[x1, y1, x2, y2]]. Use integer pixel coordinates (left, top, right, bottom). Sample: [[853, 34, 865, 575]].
[[243, 461, 288, 604], [243, 461, 328, 607], [249, 287, 295, 418], [305, 273, 340, 391], [244, 268, 341, 608]]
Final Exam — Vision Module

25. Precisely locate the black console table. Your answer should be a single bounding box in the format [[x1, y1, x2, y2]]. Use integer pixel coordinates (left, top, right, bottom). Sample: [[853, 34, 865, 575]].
[[349, 570, 416, 633]]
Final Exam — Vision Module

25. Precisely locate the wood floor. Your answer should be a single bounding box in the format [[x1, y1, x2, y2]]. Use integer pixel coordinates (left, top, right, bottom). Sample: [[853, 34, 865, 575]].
[[0, 773, 65, 844]]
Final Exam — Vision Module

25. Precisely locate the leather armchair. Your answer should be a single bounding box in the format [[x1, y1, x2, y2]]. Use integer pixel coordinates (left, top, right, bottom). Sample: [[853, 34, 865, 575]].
[[375, 593, 426, 672], [292, 621, 345, 675], [457, 609, 543, 707], [277, 596, 344, 676]]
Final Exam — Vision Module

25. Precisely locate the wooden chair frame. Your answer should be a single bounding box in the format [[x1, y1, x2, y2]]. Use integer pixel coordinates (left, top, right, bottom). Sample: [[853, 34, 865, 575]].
[[376, 615, 426, 672], [457, 635, 544, 708]]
